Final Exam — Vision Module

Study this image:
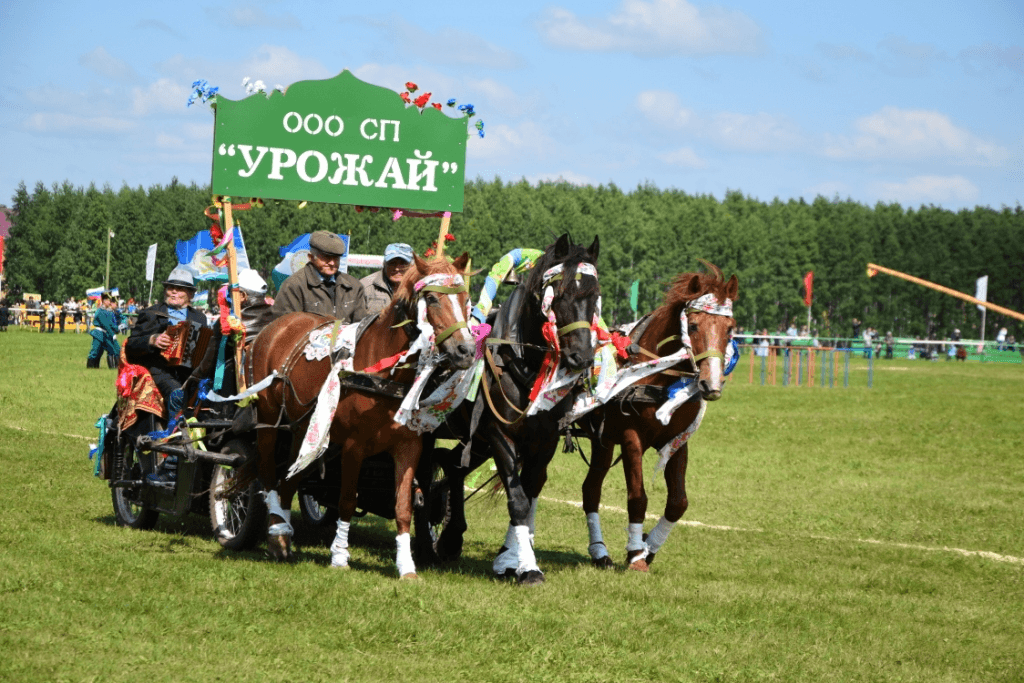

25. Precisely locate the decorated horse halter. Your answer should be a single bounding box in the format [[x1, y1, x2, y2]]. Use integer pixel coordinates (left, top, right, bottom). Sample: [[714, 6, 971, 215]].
[[681, 292, 735, 365], [413, 273, 473, 346], [538, 262, 601, 338]]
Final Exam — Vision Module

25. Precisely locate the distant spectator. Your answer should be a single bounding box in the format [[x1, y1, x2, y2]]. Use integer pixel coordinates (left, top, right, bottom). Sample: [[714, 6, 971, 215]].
[[996, 326, 1007, 351], [0, 299, 8, 332], [885, 331, 894, 359], [756, 329, 770, 357]]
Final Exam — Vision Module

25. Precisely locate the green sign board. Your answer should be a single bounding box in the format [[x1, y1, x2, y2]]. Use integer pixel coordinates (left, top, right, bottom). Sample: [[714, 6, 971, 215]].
[[211, 70, 468, 212]]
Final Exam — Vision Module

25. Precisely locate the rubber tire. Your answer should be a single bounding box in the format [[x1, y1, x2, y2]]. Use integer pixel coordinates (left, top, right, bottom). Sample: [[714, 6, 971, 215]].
[[209, 439, 266, 550], [413, 460, 457, 564], [111, 438, 159, 530], [298, 493, 339, 529]]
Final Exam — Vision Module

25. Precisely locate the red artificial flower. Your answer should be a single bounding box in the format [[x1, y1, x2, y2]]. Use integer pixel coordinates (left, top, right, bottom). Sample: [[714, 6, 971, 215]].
[[432, 102, 442, 110], [424, 248, 435, 257], [413, 92, 432, 108], [444, 233, 456, 242], [399, 91, 411, 103], [405, 82, 418, 93]]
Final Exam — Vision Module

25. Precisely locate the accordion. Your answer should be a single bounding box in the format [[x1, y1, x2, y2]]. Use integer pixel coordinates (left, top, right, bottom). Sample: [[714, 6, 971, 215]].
[[161, 320, 214, 369]]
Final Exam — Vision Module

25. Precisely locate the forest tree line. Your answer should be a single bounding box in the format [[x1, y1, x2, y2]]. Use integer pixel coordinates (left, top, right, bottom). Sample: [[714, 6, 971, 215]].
[[3, 178, 1022, 341]]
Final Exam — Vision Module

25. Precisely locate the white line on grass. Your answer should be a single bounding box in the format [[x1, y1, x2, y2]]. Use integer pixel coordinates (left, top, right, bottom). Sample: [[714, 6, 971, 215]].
[[538, 494, 1024, 566], [4, 424, 93, 440]]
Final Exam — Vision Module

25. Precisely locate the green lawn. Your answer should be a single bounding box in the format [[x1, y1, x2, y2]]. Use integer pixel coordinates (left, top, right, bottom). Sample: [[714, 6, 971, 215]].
[[1, 327, 1022, 682]]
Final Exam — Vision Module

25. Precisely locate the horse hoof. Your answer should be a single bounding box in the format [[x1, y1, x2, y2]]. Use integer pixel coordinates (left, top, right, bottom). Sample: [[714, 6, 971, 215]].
[[267, 535, 292, 563], [517, 570, 545, 586], [400, 572, 420, 581], [628, 558, 650, 573], [591, 555, 615, 570]]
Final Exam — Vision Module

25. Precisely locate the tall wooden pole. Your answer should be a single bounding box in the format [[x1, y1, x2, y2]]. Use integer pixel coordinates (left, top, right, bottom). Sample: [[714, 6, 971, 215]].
[[866, 263, 1024, 323], [435, 212, 451, 259], [222, 199, 247, 391]]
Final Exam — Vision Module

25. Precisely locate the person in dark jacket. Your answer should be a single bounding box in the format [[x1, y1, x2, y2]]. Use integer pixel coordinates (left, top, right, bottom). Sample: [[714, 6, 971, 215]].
[[271, 230, 367, 322], [87, 294, 121, 368], [125, 267, 208, 412]]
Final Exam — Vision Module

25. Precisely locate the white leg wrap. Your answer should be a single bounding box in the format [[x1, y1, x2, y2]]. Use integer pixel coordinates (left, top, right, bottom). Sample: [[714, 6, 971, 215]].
[[514, 525, 540, 575], [330, 520, 351, 568], [492, 525, 520, 575], [644, 516, 676, 557], [263, 490, 293, 537], [627, 522, 646, 563], [587, 512, 610, 560], [395, 533, 416, 577]]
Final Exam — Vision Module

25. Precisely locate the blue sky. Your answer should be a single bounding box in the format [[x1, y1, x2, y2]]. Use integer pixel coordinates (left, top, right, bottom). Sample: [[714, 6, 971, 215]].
[[1, 0, 1021, 211]]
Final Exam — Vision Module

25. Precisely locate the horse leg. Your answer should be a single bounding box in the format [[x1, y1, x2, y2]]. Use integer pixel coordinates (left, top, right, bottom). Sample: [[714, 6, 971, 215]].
[[581, 438, 616, 568], [263, 428, 297, 562], [329, 448, 363, 570], [489, 430, 543, 584], [392, 439, 422, 579], [620, 431, 651, 572], [644, 443, 689, 568]]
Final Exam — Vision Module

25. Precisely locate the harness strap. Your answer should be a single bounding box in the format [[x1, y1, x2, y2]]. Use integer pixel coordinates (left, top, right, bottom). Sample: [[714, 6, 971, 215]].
[[557, 320, 591, 337], [434, 321, 469, 345], [692, 349, 724, 362], [656, 335, 680, 351]]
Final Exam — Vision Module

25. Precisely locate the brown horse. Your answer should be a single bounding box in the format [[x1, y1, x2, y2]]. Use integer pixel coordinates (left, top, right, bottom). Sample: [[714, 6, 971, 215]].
[[577, 262, 737, 571], [240, 253, 474, 578]]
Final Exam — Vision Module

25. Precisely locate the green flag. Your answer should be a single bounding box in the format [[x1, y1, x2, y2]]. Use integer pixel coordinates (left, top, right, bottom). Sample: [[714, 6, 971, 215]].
[[629, 280, 639, 315]]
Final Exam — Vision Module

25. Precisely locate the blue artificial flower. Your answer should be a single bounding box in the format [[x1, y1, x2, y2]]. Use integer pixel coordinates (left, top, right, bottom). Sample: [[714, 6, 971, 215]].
[[475, 120, 484, 130], [458, 103, 474, 113], [478, 129, 485, 138], [446, 98, 457, 107]]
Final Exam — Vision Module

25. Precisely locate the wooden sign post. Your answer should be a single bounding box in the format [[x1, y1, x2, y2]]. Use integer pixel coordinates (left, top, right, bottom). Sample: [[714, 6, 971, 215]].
[[222, 199, 247, 392]]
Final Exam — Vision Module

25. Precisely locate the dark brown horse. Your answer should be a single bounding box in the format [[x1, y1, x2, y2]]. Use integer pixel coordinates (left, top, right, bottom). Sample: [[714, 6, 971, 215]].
[[431, 234, 602, 584], [240, 253, 474, 578], [578, 262, 737, 571]]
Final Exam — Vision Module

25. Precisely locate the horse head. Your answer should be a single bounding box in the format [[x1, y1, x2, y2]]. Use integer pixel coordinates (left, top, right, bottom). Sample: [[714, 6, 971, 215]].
[[391, 251, 476, 370], [526, 234, 601, 372], [672, 262, 738, 401]]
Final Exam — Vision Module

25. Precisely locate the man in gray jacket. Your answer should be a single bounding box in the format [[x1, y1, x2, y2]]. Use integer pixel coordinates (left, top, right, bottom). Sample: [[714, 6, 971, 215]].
[[272, 231, 367, 322], [360, 242, 414, 317]]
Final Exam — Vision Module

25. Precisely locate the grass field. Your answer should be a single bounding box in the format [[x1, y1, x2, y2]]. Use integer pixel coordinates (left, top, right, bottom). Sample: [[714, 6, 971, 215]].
[[1, 327, 1022, 682]]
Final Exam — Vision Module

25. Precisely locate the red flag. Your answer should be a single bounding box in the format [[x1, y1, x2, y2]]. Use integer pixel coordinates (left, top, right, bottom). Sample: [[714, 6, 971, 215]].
[[0, 236, 4, 276], [803, 271, 813, 307]]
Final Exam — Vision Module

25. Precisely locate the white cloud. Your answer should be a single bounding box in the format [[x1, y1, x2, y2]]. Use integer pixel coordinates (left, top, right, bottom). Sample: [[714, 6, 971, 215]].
[[825, 107, 1009, 165], [958, 43, 1024, 75], [523, 170, 597, 186], [208, 4, 302, 29], [131, 78, 192, 116], [467, 121, 556, 164], [657, 146, 707, 168], [23, 112, 136, 135], [156, 46, 331, 100], [877, 35, 947, 77], [536, 0, 764, 57], [636, 90, 804, 152], [155, 132, 184, 149], [80, 47, 142, 83], [873, 175, 979, 205]]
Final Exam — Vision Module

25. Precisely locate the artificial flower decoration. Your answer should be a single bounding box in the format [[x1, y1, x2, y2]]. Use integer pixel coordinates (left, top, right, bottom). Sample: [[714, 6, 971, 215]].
[[397, 85, 484, 138], [400, 91, 411, 104], [405, 82, 418, 93], [413, 92, 432, 108], [446, 98, 457, 107], [187, 79, 219, 107], [432, 102, 442, 110]]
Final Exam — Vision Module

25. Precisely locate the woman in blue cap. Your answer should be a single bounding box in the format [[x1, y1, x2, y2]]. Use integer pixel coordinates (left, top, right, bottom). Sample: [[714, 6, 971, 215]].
[[360, 242, 414, 317]]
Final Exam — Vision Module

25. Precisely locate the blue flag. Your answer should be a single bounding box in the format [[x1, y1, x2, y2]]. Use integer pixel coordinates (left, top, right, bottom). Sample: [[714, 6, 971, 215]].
[[175, 227, 250, 282], [272, 233, 349, 291]]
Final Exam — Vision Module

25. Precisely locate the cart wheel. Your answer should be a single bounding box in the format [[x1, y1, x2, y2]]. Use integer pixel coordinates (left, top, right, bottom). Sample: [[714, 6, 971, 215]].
[[413, 452, 463, 564], [299, 493, 339, 528], [209, 439, 266, 550], [111, 437, 159, 530]]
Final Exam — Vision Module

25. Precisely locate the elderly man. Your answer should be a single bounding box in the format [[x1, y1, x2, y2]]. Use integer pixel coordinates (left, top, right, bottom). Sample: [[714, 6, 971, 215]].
[[360, 242, 414, 317], [125, 267, 208, 413], [272, 230, 367, 322]]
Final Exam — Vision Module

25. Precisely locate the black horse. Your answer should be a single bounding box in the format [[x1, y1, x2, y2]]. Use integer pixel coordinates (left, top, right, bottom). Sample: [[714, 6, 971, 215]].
[[423, 233, 601, 584]]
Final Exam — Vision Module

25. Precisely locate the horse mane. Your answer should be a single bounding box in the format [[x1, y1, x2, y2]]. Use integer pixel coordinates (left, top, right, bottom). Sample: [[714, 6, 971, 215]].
[[524, 238, 600, 301], [663, 260, 733, 309]]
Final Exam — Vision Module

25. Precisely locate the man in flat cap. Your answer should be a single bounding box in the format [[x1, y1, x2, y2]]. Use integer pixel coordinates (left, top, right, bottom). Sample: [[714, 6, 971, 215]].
[[360, 242, 414, 317], [272, 230, 367, 322], [125, 267, 208, 416]]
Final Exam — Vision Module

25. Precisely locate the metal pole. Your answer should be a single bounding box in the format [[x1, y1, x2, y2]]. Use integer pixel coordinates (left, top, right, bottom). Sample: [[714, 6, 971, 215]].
[[843, 350, 850, 388], [867, 351, 874, 388], [105, 229, 112, 290]]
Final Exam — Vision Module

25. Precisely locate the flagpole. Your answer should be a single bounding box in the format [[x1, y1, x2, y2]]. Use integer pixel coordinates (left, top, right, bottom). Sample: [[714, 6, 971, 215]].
[[866, 263, 1024, 322], [222, 199, 247, 392]]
